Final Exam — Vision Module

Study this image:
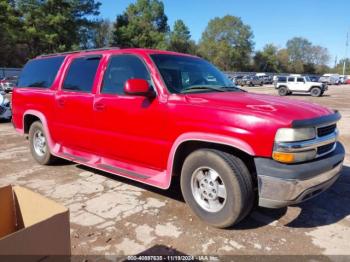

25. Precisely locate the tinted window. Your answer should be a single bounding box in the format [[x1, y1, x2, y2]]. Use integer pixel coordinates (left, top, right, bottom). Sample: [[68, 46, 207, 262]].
[[278, 77, 286, 82], [288, 77, 295, 82], [63, 56, 101, 92], [297, 77, 304, 82], [18, 56, 65, 88], [101, 55, 151, 94]]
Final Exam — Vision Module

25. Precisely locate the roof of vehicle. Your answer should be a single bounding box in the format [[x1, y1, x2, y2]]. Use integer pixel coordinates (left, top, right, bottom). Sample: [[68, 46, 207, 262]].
[[36, 47, 198, 59]]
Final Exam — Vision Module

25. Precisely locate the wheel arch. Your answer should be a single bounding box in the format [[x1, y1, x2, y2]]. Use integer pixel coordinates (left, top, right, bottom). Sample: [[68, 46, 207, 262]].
[[167, 133, 257, 184], [23, 110, 55, 151]]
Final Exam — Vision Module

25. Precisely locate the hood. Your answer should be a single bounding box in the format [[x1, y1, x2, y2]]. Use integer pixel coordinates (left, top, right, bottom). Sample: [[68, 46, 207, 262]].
[[183, 91, 333, 125]]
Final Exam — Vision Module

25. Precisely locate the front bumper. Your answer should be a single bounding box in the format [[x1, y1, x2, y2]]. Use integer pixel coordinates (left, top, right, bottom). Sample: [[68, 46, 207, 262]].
[[255, 142, 345, 208]]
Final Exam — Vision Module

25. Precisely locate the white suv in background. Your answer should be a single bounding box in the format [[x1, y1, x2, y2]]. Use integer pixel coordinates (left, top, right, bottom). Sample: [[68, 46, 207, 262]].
[[275, 76, 327, 97]]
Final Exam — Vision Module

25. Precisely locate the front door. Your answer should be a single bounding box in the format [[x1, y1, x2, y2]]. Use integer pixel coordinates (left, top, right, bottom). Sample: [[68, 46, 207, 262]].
[[92, 54, 168, 170]]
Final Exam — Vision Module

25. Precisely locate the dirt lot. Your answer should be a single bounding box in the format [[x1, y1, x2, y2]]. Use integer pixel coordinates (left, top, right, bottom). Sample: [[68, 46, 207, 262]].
[[0, 85, 349, 257]]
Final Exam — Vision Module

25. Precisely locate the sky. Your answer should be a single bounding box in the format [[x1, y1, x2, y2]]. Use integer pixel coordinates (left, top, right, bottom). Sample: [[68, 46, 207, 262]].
[[100, 0, 350, 66]]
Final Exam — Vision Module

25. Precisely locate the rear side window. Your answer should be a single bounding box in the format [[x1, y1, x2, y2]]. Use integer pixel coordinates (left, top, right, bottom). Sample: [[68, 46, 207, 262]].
[[63, 56, 101, 92], [101, 55, 151, 95], [288, 77, 295, 82], [18, 56, 65, 88]]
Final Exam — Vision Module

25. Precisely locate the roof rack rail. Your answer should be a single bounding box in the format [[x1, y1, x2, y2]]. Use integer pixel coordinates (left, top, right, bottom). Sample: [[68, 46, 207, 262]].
[[38, 47, 120, 58]]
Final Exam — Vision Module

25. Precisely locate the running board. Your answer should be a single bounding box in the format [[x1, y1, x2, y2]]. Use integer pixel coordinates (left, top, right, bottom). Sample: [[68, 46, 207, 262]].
[[62, 152, 89, 163], [97, 163, 150, 180]]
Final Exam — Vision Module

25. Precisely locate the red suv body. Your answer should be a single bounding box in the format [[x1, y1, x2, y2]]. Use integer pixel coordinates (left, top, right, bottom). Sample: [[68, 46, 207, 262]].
[[12, 48, 345, 227]]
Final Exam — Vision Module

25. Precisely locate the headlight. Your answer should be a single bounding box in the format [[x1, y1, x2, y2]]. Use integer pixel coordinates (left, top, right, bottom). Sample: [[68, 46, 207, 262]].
[[275, 127, 316, 142], [273, 127, 317, 163]]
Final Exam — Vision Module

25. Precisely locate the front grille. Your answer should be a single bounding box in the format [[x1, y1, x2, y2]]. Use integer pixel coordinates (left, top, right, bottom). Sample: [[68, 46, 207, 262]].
[[317, 124, 336, 137], [0, 106, 5, 115], [317, 142, 335, 155]]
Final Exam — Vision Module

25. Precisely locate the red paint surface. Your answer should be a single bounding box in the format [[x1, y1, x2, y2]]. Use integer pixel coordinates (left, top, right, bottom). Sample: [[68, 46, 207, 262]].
[[12, 48, 335, 189]]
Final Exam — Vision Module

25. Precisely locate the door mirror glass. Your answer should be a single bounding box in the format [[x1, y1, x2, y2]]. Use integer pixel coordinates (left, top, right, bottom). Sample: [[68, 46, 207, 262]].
[[124, 79, 154, 97]]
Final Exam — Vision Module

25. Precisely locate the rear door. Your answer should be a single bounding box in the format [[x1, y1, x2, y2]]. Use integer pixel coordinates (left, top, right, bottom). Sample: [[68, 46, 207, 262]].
[[53, 55, 102, 152], [294, 77, 306, 91], [287, 77, 296, 90]]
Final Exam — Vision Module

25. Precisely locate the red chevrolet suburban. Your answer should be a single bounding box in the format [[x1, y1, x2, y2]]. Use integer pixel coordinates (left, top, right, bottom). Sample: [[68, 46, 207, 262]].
[[12, 48, 345, 228]]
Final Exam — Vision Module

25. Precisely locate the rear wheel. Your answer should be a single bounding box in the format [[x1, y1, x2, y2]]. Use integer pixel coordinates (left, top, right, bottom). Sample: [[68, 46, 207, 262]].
[[29, 121, 57, 165], [310, 87, 322, 97], [278, 86, 288, 96], [180, 149, 254, 228]]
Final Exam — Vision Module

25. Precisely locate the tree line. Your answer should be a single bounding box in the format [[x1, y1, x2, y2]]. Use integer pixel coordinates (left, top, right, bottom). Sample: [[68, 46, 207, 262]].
[[1, 0, 347, 74]]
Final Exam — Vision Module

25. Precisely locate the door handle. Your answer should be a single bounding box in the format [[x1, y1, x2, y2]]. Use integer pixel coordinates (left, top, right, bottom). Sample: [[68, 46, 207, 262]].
[[94, 102, 105, 111], [57, 98, 65, 107]]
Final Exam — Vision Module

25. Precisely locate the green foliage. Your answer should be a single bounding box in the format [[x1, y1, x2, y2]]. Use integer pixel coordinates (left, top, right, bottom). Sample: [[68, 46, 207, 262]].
[[284, 37, 330, 74], [198, 15, 254, 71], [0, 0, 25, 67], [253, 44, 279, 72], [111, 0, 169, 49], [0, 0, 100, 67], [92, 19, 113, 48], [167, 20, 196, 54], [333, 58, 350, 75]]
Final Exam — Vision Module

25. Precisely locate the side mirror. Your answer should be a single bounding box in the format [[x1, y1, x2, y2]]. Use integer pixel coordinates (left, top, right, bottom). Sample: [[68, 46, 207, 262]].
[[124, 79, 155, 98]]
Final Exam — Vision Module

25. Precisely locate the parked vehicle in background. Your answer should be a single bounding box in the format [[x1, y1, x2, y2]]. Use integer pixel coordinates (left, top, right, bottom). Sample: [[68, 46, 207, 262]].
[[308, 75, 320, 82], [319, 74, 340, 85], [345, 78, 350, 84], [12, 48, 344, 228], [276, 76, 327, 97], [240, 75, 263, 86], [0, 76, 18, 93], [263, 75, 273, 84], [234, 75, 244, 86], [0, 91, 11, 120]]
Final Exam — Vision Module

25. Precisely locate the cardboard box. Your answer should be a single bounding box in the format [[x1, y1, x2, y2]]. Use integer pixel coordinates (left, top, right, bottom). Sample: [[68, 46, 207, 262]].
[[0, 185, 71, 255]]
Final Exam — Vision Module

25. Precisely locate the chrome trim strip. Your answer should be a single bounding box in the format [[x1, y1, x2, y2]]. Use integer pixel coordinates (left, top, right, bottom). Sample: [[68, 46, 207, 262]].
[[274, 129, 338, 154]]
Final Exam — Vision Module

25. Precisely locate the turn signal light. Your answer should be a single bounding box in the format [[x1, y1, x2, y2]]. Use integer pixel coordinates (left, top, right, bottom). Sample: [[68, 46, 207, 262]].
[[272, 152, 295, 163]]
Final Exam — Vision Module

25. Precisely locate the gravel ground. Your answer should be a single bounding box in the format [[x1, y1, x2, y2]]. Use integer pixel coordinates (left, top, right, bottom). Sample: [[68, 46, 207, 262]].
[[0, 85, 349, 257]]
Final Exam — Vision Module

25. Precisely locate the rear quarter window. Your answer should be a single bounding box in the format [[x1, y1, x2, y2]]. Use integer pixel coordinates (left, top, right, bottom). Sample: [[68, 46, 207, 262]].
[[18, 56, 65, 88]]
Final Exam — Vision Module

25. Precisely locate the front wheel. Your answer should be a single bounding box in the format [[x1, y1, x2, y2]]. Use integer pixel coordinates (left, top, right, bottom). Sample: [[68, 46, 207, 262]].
[[29, 121, 57, 165], [310, 87, 322, 97], [278, 86, 288, 96], [180, 149, 254, 228]]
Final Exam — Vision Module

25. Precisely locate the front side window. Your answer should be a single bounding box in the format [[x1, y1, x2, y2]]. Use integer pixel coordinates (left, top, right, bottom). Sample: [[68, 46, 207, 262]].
[[18, 56, 65, 88], [63, 56, 101, 92], [297, 77, 304, 82], [101, 55, 151, 94], [151, 54, 238, 94]]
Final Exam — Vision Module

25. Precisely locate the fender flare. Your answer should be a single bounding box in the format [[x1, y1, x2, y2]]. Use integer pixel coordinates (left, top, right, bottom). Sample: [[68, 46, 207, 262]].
[[23, 110, 55, 152], [166, 132, 256, 177]]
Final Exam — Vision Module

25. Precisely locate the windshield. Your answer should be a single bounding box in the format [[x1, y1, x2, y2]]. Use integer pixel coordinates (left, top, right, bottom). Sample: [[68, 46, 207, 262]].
[[151, 54, 238, 94], [305, 76, 311, 81]]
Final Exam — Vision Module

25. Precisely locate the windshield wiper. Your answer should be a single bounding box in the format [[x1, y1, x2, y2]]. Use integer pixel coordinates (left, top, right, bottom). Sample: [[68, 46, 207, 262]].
[[180, 85, 225, 93]]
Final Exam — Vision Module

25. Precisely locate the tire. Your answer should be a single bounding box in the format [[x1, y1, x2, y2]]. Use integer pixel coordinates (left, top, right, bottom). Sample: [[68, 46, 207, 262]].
[[29, 121, 57, 165], [278, 86, 288, 96], [310, 87, 322, 97], [180, 149, 254, 228]]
